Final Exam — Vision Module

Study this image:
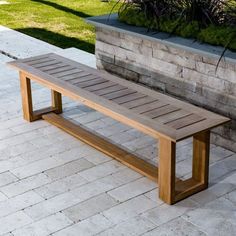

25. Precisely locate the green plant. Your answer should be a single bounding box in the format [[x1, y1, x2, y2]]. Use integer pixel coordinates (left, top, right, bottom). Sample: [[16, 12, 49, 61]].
[[116, 0, 236, 52]]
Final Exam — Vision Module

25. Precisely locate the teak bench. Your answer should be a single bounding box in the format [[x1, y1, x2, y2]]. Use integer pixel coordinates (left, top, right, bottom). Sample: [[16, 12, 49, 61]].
[[8, 53, 230, 205]]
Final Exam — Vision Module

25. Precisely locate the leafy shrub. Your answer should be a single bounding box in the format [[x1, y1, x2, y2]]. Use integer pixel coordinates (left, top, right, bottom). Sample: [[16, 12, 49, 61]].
[[116, 0, 236, 51]]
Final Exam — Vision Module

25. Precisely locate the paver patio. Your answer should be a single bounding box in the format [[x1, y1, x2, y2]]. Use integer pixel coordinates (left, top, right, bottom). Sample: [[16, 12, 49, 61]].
[[0, 26, 236, 235]]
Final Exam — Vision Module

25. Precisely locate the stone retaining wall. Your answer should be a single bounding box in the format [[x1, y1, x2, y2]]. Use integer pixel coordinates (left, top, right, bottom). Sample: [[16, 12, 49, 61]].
[[95, 27, 236, 152]]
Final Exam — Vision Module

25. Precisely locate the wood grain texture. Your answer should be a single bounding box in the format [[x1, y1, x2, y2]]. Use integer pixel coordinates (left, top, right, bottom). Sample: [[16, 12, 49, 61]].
[[192, 131, 210, 185], [51, 90, 63, 114], [19, 72, 34, 122], [158, 137, 176, 204]]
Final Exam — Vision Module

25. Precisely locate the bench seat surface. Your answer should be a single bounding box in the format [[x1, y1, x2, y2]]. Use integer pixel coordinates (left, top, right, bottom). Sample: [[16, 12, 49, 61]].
[[8, 53, 229, 142]]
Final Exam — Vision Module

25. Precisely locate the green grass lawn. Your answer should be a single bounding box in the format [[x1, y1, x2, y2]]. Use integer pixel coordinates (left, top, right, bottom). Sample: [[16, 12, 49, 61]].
[[0, 0, 118, 53]]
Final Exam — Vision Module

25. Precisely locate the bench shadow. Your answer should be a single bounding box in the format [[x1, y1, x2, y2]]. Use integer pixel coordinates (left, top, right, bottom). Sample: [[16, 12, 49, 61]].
[[16, 27, 95, 53], [31, 0, 91, 18]]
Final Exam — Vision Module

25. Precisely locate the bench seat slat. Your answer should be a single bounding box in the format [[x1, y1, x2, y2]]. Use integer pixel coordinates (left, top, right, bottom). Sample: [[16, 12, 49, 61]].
[[132, 101, 168, 114], [155, 110, 192, 124], [33, 60, 60, 69], [8, 53, 230, 141], [61, 71, 90, 80], [166, 114, 206, 130], [112, 93, 147, 104], [56, 69, 84, 78], [142, 105, 180, 119], [75, 78, 108, 88], [103, 88, 136, 100], [93, 84, 127, 96], [67, 74, 98, 84], [25, 56, 52, 65], [86, 81, 117, 92], [36, 63, 65, 71], [46, 66, 76, 74], [122, 97, 158, 109]]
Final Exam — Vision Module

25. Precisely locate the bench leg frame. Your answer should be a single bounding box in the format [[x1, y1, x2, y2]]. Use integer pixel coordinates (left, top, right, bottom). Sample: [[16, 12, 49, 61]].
[[20, 72, 63, 122], [158, 130, 210, 204]]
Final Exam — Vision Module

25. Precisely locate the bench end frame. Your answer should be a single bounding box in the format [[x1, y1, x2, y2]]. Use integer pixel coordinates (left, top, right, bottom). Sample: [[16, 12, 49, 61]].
[[20, 72, 63, 122]]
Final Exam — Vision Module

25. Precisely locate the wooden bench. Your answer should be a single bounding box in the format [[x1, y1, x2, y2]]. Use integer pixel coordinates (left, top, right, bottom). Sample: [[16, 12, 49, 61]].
[[8, 53, 230, 205]]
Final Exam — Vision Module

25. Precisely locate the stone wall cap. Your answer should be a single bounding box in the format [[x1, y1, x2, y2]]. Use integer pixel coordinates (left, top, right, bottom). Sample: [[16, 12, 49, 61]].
[[86, 14, 236, 64]]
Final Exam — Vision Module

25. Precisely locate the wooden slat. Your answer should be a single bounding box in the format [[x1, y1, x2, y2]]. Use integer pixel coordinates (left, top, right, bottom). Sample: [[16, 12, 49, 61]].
[[122, 97, 158, 109], [25, 56, 52, 65], [48, 66, 76, 75], [86, 81, 117, 92], [132, 101, 168, 114], [42, 113, 158, 181], [67, 74, 99, 84], [166, 114, 206, 130], [37, 63, 65, 71], [75, 78, 108, 88], [33, 60, 60, 68], [94, 84, 126, 96], [103, 88, 136, 100], [155, 110, 191, 124], [56, 69, 83, 78], [143, 105, 180, 119], [112, 93, 147, 104], [60, 71, 89, 80]]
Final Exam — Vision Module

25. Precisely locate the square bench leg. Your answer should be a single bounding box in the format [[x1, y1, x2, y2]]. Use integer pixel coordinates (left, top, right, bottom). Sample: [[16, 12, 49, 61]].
[[158, 131, 210, 205], [158, 137, 176, 204], [20, 72, 34, 122], [20, 72, 63, 122], [192, 130, 210, 187], [51, 90, 63, 114]]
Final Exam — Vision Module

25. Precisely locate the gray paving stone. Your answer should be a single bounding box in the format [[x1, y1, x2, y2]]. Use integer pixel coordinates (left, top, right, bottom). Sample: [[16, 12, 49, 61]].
[[78, 160, 126, 182], [182, 200, 236, 236], [108, 177, 156, 202], [12, 212, 73, 236], [142, 199, 198, 227], [35, 173, 88, 199], [103, 195, 156, 224], [0, 192, 8, 202], [63, 193, 117, 222], [0, 173, 51, 198], [0, 211, 33, 235], [98, 215, 156, 236], [44, 158, 94, 181], [143, 217, 206, 236], [0, 171, 18, 187], [10, 157, 64, 179], [52, 214, 113, 236], [0, 190, 43, 218]]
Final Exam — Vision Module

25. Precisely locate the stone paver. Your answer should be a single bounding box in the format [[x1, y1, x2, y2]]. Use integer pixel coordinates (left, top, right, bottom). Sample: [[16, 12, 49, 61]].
[[0, 27, 235, 236]]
